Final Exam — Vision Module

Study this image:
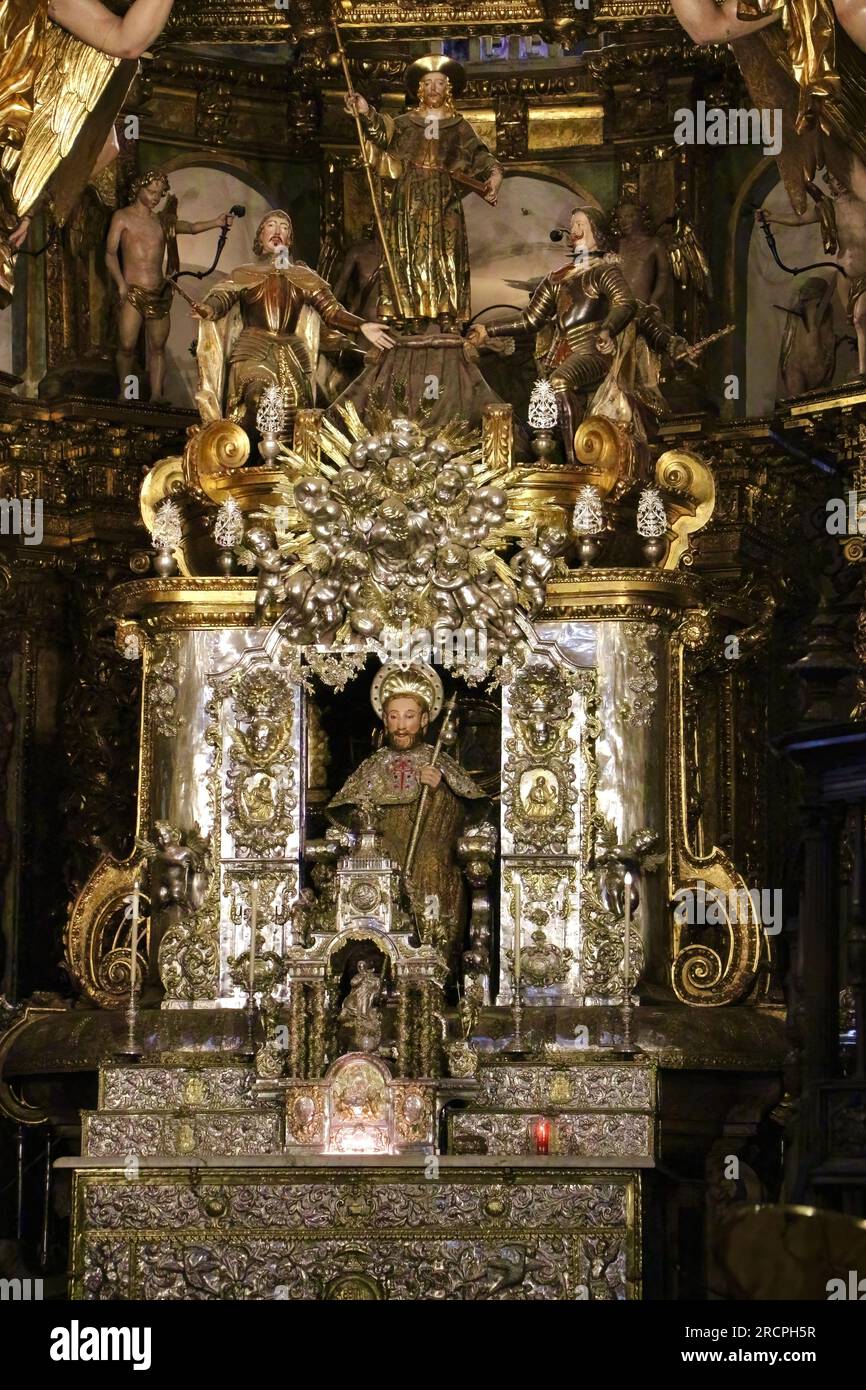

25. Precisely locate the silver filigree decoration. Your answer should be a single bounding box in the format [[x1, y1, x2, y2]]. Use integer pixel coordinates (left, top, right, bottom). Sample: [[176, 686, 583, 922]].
[[256, 384, 287, 438], [303, 647, 369, 692], [636, 487, 667, 538], [572, 485, 604, 536], [214, 496, 244, 550], [150, 499, 183, 551], [619, 623, 659, 727], [528, 378, 559, 430], [147, 635, 182, 738]]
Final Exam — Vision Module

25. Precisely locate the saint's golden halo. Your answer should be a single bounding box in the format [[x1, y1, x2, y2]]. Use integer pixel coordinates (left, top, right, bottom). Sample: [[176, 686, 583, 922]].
[[405, 54, 466, 100], [370, 661, 444, 722]]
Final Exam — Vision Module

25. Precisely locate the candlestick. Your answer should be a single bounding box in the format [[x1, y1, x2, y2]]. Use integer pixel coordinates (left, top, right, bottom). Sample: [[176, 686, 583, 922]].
[[510, 874, 526, 1053], [622, 870, 633, 1054], [249, 880, 259, 998], [119, 870, 142, 1060], [130, 875, 139, 1000], [244, 879, 259, 1060], [534, 1117, 551, 1155], [513, 877, 521, 989]]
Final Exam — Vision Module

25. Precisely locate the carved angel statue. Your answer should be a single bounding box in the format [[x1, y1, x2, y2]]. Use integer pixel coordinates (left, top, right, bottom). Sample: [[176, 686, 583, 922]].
[[509, 523, 570, 617], [593, 816, 666, 920], [136, 821, 211, 912], [135, 820, 210, 998], [0, 0, 176, 305], [228, 708, 293, 770], [670, 0, 866, 219]]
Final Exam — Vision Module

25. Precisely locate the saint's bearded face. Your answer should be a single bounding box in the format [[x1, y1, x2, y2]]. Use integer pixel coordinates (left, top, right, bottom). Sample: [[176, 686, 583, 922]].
[[259, 217, 292, 255], [384, 695, 429, 750], [419, 74, 448, 110]]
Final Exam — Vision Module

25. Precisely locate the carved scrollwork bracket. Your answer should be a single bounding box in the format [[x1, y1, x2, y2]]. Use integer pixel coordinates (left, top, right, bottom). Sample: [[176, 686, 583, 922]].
[[668, 610, 769, 1006]]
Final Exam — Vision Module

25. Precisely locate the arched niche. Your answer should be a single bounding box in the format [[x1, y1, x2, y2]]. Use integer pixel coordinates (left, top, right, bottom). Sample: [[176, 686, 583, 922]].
[[154, 158, 282, 408], [465, 169, 602, 318], [729, 159, 857, 417]]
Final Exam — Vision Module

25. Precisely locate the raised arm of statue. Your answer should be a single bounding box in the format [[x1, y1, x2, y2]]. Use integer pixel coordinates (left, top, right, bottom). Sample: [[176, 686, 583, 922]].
[[480, 276, 559, 342], [47, 0, 175, 59], [669, 0, 780, 44], [200, 283, 243, 321]]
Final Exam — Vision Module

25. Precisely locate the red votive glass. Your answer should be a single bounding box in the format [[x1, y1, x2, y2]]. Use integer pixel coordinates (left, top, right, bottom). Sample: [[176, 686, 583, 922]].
[[534, 1118, 551, 1155]]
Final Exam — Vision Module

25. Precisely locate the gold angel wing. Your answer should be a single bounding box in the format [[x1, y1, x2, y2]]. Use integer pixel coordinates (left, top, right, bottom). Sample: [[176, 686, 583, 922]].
[[668, 217, 713, 300], [0, 1, 48, 169], [13, 22, 135, 222]]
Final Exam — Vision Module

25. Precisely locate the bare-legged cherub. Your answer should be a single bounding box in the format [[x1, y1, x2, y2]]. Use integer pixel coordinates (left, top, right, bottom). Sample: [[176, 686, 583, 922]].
[[105, 170, 234, 401]]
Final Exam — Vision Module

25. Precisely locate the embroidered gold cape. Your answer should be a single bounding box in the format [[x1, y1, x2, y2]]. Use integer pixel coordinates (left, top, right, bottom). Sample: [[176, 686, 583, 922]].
[[330, 744, 485, 963]]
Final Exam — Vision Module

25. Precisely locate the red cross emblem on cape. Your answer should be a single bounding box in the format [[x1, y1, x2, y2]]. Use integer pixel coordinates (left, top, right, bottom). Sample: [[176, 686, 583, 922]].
[[390, 755, 418, 792]]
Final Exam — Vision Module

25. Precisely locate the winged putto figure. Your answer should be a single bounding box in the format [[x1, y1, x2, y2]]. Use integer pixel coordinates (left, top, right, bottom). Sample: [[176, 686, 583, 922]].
[[0, 0, 174, 305]]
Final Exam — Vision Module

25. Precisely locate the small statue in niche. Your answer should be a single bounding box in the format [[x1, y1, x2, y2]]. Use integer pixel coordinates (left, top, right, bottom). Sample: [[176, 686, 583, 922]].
[[445, 978, 482, 1078], [522, 771, 559, 822], [105, 170, 235, 401], [289, 887, 318, 948], [775, 276, 837, 399], [757, 173, 866, 378], [338, 960, 384, 1054]]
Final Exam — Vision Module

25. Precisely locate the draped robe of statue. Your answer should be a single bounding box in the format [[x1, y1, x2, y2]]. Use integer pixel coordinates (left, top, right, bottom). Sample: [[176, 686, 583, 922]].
[[361, 107, 498, 323], [196, 258, 364, 429], [724, 1, 866, 212], [329, 743, 486, 962]]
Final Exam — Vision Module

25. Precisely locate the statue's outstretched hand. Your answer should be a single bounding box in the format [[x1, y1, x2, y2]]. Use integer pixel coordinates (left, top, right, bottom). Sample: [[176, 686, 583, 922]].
[[670, 335, 701, 370], [9, 216, 32, 251], [344, 93, 370, 117], [596, 328, 615, 356], [483, 170, 502, 206], [191, 302, 215, 320], [360, 322, 395, 350], [465, 323, 488, 347], [419, 765, 442, 789]]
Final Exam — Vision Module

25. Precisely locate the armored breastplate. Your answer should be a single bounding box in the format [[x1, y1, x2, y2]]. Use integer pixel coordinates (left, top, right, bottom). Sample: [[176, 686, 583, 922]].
[[555, 273, 606, 331], [242, 273, 303, 335]]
